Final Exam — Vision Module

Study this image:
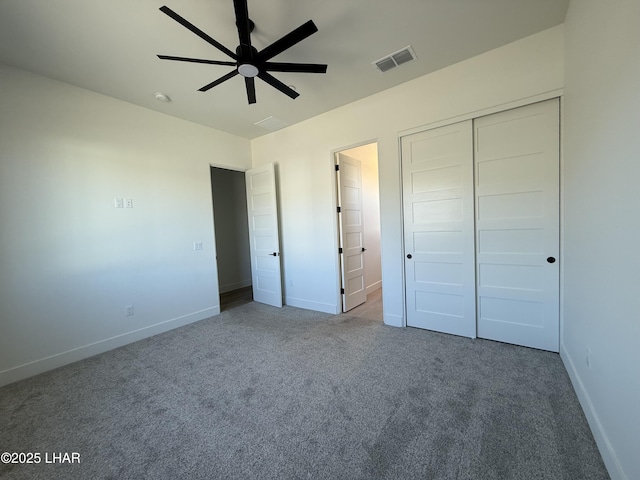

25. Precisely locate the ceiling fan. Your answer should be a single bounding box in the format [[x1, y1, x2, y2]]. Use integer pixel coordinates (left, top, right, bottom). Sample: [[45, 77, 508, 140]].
[[157, 0, 327, 104]]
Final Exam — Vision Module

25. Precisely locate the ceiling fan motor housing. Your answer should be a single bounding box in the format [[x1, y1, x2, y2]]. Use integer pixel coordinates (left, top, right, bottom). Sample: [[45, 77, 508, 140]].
[[237, 44, 259, 77]]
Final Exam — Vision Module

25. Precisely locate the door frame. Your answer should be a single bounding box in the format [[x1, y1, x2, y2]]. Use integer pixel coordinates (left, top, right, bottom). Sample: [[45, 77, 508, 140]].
[[330, 139, 381, 313], [209, 162, 250, 310]]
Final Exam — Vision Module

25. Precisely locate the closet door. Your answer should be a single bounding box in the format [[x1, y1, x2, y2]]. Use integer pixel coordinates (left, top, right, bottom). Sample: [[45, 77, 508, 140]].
[[474, 99, 560, 352], [402, 120, 476, 338]]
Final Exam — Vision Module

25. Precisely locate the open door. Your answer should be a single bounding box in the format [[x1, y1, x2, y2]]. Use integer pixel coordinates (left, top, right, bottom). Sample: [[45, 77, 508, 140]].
[[336, 153, 367, 311], [245, 163, 283, 307]]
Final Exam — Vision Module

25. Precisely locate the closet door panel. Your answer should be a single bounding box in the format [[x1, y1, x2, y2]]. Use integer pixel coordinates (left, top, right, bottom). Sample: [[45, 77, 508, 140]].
[[402, 120, 476, 338], [474, 99, 560, 352]]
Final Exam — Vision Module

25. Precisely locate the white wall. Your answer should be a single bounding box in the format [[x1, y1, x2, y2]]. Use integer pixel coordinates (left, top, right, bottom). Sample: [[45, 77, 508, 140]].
[[210, 167, 252, 294], [0, 64, 251, 386], [562, 1, 640, 479], [339, 144, 381, 294], [251, 26, 564, 322]]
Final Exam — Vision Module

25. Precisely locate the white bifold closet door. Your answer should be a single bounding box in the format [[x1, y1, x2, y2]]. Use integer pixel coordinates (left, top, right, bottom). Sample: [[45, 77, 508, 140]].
[[402, 120, 476, 338], [474, 99, 559, 352]]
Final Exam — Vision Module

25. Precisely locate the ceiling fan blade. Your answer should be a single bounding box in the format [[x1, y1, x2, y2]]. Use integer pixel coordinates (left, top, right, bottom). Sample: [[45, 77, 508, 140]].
[[257, 20, 318, 62], [157, 55, 236, 66], [258, 71, 300, 99], [233, 0, 252, 48], [199, 70, 239, 92], [245, 77, 256, 104], [159, 6, 237, 60], [264, 62, 327, 74]]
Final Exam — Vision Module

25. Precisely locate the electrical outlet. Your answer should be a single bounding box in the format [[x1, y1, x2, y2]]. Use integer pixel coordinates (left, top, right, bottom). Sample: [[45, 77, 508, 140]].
[[114, 197, 124, 208], [125, 305, 134, 317], [586, 347, 591, 368], [193, 241, 203, 251], [125, 198, 133, 208]]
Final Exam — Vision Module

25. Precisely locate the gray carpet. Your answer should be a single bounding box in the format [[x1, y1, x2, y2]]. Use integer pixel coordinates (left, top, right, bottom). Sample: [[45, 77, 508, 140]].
[[0, 302, 609, 479]]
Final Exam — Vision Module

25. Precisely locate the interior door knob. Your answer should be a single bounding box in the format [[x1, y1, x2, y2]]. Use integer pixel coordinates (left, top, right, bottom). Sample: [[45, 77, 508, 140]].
[[270, 252, 279, 257], [547, 256, 556, 264], [407, 254, 412, 259]]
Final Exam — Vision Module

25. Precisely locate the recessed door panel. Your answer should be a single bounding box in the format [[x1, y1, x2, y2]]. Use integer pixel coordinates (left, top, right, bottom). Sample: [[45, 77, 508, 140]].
[[414, 231, 464, 254], [413, 198, 463, 223], [411, 165, 462, 194], [415, 262, 464, 286], [478, 191, 545, 220]]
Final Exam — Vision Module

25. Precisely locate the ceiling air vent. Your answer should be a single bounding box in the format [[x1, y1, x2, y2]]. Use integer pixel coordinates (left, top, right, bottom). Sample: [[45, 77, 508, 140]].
[[254, 116, 290, 132], [373, 46, 417, 73]]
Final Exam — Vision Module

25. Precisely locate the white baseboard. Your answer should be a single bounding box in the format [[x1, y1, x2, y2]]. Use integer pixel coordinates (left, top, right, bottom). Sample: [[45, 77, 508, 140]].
[[366, 281, 382, 295], [383, 313, 404, 327], [284, 296, 339, 315], [0, 307, 219, 388], [560, 343, 626, 480], [219, 280, 252, 294]]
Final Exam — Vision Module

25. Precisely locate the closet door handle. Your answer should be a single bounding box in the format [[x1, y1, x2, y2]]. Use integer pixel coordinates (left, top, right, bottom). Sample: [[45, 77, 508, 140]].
[[547, 257, 556, 264], [407, 254, 412, 259]]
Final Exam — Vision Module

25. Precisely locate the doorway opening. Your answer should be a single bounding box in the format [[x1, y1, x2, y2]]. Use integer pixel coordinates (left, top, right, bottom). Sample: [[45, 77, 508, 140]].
[[210, 166, 253, 311], [334, 142, 383, 321]]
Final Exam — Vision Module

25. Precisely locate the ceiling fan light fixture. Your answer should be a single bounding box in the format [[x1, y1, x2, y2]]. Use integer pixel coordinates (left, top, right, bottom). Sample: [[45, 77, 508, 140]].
[[238, 63, 259, 78], [157, 3, 327, 104]]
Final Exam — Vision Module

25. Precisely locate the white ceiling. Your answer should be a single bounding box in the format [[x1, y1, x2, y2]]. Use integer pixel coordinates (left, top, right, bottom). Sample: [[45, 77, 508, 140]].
[[0, 0, 569, 139]]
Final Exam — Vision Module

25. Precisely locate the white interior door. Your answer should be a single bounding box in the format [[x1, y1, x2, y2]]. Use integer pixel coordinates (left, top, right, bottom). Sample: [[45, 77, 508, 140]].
[[474, 99, 559, 352], [245, 163, 283, 308], [401, 120, 476, 337], [336, 153, 367, 311]]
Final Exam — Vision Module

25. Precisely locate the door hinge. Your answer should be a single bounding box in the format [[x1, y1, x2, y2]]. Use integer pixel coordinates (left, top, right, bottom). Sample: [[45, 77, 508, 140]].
[[339, 247, 343, 254], [335, 164, 340, 171], [337, 206, 341, 213], [341, 288, 345, 294]]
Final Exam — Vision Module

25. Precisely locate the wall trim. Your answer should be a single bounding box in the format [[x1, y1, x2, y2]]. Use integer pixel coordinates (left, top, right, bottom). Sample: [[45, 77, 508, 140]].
[[366, 281, 382, 295], [219, 280, 252, 294], [560, 344, 627, 480], [384, 313, 404, 328], [285, 296, 339, 315], [0, 307, 220, 388]]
